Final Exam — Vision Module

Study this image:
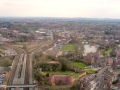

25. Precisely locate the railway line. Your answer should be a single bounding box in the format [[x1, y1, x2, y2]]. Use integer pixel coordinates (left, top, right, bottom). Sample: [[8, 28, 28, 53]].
[[7, 45, 34, 90], [11, 54, 27, 90], [6, 42, 52, 90]]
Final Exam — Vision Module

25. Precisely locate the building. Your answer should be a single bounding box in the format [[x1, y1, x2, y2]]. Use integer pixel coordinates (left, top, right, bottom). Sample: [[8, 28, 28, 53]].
[[49, 74, 73, 85]]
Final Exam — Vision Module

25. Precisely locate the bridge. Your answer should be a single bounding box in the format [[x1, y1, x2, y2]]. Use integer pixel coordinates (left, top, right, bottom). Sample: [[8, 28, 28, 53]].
[[0, 84, 36, 88]]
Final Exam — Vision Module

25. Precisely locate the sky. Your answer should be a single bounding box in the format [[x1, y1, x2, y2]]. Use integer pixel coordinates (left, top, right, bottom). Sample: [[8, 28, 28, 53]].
[[0, 0, 120, 18]]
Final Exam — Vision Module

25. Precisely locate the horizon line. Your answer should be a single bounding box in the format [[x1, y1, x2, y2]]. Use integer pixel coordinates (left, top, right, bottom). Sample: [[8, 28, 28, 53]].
[[0, 16, 120, 21]]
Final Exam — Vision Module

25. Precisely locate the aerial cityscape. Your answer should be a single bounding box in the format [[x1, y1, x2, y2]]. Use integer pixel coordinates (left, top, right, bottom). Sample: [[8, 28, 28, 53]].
[[0, 17, 120, 90], [1, 0, 120, 90]]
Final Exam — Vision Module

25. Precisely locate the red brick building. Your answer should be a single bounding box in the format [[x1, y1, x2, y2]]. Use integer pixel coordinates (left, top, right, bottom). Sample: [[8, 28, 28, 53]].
[[106, 59, 114, 65], [49, 74, 73, 85]]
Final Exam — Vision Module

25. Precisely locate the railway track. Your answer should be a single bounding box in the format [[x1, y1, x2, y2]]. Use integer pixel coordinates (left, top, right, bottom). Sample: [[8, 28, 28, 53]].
[[6, 42, 52, 90], [7, 46, 25, 86], [24, 54, 30, 90], [11, 54, 27, 90]]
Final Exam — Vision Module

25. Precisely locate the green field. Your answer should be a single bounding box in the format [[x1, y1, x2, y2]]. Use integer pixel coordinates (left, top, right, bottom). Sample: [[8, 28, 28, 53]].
[[100, 48, 113, 55], [85, 69, 97, 74], [61, 45, 75, 51], [44, 71, 73, 75], [74, 62, 88, 69], [44, 72, 81, 78], [72, 73, 81, 78], [108, 48, 113, 53]]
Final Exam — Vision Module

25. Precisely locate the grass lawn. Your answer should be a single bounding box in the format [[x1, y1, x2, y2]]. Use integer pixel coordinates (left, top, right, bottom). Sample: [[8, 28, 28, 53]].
[[61, 45, 75, 51], [74, 62, 88, 69], [72, 73, 81, 78], [108, 48, 113, 53], [85, 69, 97, 74], [44, 71, 73, 75], [100, 48, 113, 55]]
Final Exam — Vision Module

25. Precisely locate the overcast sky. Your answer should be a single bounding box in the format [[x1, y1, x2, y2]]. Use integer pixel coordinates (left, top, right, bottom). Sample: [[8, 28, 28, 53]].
[[0, 0, 120, 18]]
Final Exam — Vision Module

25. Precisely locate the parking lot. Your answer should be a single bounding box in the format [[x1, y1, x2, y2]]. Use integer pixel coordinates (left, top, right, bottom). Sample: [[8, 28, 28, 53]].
[[0, 72, 6, 84]]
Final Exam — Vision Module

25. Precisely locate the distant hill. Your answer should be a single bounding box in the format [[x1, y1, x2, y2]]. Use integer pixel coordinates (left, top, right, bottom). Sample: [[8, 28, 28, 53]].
[[0, 17, 120, 22]]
